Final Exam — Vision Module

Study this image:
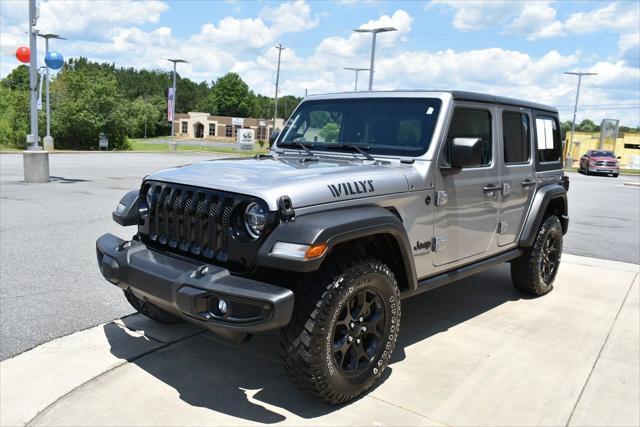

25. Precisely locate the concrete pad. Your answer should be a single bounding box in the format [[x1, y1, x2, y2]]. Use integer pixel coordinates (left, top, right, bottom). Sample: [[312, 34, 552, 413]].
[[601, 276, 640, 365], [569, 357, 640, 426], [30, 335, 442, 426], [0, 315, 201, 427], [372, 311, 596, 426], [3, 255, 638, 426]]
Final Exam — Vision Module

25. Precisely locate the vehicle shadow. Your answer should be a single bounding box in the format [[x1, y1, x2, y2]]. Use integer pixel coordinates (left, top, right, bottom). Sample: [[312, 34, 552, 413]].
[[105, 263, 528, 423]]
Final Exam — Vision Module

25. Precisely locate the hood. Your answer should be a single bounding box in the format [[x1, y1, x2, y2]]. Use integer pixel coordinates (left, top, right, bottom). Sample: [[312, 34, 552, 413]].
[[145, 155, 411, 211]]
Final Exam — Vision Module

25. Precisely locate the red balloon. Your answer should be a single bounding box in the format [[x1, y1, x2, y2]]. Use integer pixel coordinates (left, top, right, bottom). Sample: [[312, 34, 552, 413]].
[[16, 46, 30, 63]]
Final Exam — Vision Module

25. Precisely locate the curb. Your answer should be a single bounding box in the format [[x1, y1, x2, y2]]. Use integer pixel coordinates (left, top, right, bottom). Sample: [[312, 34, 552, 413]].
[[0, 315, 203, 427]]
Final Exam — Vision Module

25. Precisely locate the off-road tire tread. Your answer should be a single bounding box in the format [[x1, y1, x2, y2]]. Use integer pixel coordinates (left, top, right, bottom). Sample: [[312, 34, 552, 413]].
[[124, 289, 183, 324], [511, 215, 562, 296], [279, 256, 400, 404]]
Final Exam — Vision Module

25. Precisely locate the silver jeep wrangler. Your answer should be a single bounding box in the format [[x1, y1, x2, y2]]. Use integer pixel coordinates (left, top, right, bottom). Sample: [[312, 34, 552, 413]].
[[97, 91, 569, 403]]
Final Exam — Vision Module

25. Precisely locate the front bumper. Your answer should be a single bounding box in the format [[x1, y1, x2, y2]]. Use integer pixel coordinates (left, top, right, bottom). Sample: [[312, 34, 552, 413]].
[[96, 233, 294, 341], [589, 165, 619, 174]]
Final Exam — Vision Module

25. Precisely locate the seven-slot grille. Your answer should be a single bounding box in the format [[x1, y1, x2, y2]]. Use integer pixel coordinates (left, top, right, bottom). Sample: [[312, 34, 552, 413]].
[[141, 181, 237, 262]]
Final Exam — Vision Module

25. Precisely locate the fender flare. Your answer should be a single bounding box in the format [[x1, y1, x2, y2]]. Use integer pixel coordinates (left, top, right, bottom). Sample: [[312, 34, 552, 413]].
[[519, 184, 568, 247], [256, 206, 417, 288], [112, 189, 140, 226]]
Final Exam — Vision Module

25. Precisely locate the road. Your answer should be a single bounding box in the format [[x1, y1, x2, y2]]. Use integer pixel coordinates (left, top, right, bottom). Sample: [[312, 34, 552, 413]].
[[563, 171, 639, 264], [0, 154, 638, 360]]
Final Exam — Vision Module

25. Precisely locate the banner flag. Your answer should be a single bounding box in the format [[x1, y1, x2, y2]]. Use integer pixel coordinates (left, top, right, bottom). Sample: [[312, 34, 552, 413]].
[[167, 87, 175, 121]]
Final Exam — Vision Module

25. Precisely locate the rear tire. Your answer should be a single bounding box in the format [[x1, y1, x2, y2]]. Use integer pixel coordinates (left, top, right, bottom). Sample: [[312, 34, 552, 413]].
[[280, 258, 401, 404], [124, 289, 184, 324], [511, 215, 563, 296]]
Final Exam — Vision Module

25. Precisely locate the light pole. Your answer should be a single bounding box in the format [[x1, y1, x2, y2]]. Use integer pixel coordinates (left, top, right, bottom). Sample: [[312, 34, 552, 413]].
[[166, 58, 188, 148], [564, 71, 598, 165], [352, 27, 396, 91], [344, 67, 370, 92], [23, 0, 49, 182], [273, 44, 285, 132], [37, 33, 66, 151]]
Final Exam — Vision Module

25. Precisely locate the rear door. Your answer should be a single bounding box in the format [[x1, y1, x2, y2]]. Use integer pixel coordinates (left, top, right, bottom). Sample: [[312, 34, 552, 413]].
[[433, 103, 499, 266], [498, 108, 535, 246]]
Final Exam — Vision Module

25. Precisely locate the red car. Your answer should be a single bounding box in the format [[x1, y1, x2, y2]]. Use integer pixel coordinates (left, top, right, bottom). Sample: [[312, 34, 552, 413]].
[[579, 150, 620, 177]]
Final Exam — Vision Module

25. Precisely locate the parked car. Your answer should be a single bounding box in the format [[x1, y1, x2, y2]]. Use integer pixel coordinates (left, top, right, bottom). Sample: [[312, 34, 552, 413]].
[[97, 91, 569, 404], [579, 150, 620, 177]]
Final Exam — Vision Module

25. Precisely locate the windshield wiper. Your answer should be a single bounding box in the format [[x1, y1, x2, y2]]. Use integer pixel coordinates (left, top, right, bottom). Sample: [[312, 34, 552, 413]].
[[278, 141, 315, 156], [324, 144, 375, 161]]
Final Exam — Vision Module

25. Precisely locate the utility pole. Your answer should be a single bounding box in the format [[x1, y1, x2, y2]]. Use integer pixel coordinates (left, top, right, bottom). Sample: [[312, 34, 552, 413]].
[[344, 67, 370, 91], [23, 0, 50, 182], [37, 33, 65, 151], [28, 0, 38, 150], [353, 27, 396, 90], [564, 71, 598, 165], [273, 44, 285, 131], [166, 58, 188, 149]]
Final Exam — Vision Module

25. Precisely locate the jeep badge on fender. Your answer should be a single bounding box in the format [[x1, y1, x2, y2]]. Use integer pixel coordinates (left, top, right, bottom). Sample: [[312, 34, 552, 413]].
[[97, 90, 568, 405]]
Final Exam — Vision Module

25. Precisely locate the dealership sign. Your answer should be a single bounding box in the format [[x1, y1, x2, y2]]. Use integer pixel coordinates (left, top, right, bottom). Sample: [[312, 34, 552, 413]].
[[236, 128, 255, 151]]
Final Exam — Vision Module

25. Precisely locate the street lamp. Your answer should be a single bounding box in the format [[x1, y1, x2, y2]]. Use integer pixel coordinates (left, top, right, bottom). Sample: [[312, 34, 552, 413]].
[[37, 33, 66, 151], [352, 27, 396, 90], [165, 58, 188, 146], [564, 71, 598, 165], [343, 67, 370, 92]]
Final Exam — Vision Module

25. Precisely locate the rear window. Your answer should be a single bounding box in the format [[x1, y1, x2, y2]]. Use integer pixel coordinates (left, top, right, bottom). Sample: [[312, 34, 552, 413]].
[[535, 117, 561, 163], [503, 111, 530, 164]]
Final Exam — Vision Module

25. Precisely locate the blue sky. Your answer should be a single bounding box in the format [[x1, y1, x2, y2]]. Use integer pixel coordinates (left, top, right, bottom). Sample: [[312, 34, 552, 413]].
[[1, 0, 638, 125]]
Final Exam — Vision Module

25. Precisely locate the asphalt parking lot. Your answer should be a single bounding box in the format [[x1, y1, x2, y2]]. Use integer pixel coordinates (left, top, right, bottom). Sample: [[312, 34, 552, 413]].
[[0, 153, 638, 361]]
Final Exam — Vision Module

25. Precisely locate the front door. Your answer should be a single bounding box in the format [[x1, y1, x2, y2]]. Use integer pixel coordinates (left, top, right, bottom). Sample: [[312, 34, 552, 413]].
[[498, 108, 535, 246], [194, 123, 204, 138], [433, 103, 500, 266]]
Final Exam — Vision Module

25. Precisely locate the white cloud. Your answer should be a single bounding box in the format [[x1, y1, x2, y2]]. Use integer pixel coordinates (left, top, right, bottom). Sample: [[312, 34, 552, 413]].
[[1, 2, 638, 126], [508, 2, 564, 40], [429, 1, 522, 31]]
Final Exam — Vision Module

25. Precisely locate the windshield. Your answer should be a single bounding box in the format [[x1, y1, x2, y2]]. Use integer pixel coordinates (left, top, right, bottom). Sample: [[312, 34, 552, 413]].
[[278, 98, 443, 157], [591, 150, 615, 157]]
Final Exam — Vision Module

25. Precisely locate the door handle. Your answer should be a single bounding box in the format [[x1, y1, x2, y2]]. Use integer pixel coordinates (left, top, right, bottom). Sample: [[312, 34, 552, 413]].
[[521, 179, 536, 188], [483, 184, 500, 194]]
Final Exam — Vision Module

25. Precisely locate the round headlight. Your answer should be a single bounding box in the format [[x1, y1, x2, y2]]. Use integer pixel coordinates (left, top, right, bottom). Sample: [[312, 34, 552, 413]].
[[244, 202, 266, 239]]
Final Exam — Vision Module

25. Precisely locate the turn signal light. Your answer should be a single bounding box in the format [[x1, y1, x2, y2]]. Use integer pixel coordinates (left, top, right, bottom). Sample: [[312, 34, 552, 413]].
[[305, 243, 328, 260]]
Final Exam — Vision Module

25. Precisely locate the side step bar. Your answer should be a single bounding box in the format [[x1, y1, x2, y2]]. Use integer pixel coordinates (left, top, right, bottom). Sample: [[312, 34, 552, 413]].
[[401, 248, 522, 299]]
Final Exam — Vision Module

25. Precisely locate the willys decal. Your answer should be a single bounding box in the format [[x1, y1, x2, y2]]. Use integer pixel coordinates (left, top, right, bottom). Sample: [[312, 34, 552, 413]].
[[327, 180, 375, 198]]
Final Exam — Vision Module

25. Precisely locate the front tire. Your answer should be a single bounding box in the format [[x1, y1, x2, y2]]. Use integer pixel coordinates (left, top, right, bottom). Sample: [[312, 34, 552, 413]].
[[511, 215, 563, 296], [280, 259, 401, 404]]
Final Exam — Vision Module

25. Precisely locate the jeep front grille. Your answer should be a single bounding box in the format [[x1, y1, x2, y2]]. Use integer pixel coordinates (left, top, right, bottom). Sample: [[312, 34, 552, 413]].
[[140, 181, 238, 262]]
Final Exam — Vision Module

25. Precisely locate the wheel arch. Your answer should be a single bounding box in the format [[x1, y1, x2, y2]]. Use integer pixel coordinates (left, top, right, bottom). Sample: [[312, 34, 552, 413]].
[[519, 184, 568, 247], [256, 206, 418, 290]]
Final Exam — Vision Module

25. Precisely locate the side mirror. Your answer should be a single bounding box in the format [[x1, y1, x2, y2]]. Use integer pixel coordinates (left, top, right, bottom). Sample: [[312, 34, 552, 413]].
[[448, 137, 483, 168]]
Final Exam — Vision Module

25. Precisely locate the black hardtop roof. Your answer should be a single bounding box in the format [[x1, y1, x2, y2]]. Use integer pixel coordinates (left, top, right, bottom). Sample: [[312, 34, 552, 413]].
[[448, 90, 558, 113], [305, 90, 558, 114]]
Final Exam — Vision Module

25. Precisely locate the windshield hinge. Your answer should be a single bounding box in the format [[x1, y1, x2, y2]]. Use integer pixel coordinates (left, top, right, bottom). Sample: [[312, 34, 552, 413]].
[[278, 195, 296, 222]]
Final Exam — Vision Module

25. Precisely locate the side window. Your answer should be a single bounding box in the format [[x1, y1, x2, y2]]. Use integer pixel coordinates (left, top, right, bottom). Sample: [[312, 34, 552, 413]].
[[503, 111, 530, 164], [536, 116, 561, 163], [445, 107, 492, 167]]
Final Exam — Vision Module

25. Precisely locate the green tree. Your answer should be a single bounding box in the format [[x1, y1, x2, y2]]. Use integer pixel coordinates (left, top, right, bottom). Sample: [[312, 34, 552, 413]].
[[51, 63, 130, 149], [0, 66, 30, 147], [577, 119, 597, 132], [211, 72, 256, 117], [319, 122, 339, 142], [127, 96, 163, 138]]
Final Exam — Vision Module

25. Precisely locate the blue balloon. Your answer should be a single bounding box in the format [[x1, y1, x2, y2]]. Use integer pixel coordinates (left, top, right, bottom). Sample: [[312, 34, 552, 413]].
[[45, 51, 64, 70]]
